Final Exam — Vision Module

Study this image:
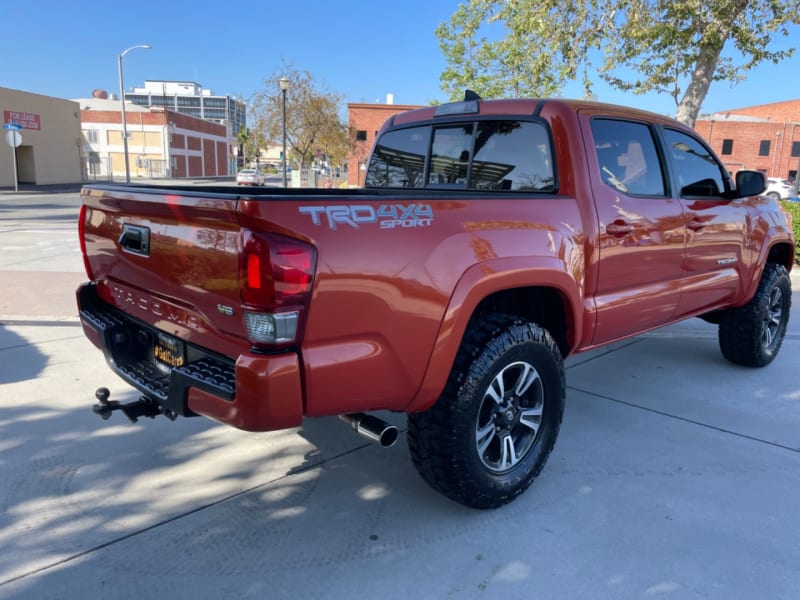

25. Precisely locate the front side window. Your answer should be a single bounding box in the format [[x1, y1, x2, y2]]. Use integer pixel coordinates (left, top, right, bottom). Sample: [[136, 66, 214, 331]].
[[366, 119, 554, 191], [663, 128, 726, 197], [591, 118, 666, 196]]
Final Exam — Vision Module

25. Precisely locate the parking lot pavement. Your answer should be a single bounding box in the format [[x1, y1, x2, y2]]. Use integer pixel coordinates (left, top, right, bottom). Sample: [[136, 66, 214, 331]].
[[0, 190, 84, 320], [1, 189, 799, 599]]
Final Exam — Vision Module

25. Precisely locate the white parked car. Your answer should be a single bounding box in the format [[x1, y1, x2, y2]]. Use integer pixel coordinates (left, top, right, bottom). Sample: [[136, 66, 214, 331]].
[[236, 168, 264, 186], [764, 177, 797, 199]]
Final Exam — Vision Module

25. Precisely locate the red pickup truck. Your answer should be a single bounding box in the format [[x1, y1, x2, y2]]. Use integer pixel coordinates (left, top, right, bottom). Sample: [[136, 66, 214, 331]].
[[77, 96, 795, 509]]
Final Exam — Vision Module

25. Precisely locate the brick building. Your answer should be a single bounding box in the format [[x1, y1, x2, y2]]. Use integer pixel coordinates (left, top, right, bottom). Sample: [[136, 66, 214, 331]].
[[347, 97, 423, 186], [78, 96, 230, 181], [695, 99, 800, 184]]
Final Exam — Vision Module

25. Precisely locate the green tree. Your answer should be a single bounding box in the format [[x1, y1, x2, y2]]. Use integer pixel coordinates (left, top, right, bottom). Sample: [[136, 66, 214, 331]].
[[250, 63, 350, 170], [236, 127, 265, 168], [438, 0, 800, 126]]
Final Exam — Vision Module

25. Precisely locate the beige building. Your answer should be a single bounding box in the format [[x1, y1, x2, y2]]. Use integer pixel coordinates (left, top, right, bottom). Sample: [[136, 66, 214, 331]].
[[0, 87, 83, 187]]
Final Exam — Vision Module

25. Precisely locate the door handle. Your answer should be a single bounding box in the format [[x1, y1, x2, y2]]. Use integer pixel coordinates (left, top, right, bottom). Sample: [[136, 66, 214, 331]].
[[606, 221, 633, 237], [687, 218, 706, 231]]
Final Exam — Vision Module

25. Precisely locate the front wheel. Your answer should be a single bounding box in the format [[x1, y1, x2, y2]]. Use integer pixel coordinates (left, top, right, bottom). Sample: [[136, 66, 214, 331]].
[[718, 263, 791, 367], [407, 314, 565, 509]]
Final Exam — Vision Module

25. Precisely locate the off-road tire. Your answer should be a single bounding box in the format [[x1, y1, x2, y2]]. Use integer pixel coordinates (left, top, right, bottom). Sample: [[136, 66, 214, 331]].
[[407, 314, 565, 509], [718, 263, 791, 367]]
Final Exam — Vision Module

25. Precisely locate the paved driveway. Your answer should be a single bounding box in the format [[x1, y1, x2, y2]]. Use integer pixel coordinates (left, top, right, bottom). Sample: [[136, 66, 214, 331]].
[[1, 189, 798, 599]]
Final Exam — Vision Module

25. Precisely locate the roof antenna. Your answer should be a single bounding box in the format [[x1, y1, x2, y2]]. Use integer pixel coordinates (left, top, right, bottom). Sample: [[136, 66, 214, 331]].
[[464, 89, 482, 101]]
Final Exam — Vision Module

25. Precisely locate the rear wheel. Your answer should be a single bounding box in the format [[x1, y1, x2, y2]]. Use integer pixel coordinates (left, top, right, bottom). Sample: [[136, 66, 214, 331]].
[[407, 314, 565, 509], [718, 263, 791, 367]]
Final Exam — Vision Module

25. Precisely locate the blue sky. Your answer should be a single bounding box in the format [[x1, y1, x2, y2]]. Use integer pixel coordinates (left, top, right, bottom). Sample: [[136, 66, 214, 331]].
[[2, 0, 798, 118]]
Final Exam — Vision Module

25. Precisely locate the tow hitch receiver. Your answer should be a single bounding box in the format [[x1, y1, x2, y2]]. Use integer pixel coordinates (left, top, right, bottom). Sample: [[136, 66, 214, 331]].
[[92, 387, 177, 423]]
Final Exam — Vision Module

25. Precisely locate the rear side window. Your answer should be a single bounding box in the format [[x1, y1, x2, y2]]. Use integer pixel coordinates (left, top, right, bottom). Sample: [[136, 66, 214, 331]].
[[469, 121, 553, 191], [591, 118, 666, 196], [663, 128, 727, 198], [366, 119, 554, 192], [364, 126, 429, 188]]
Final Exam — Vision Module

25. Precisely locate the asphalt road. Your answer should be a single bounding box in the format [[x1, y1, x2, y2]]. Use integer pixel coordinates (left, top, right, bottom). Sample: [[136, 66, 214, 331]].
[[1, 187, 799, 599]]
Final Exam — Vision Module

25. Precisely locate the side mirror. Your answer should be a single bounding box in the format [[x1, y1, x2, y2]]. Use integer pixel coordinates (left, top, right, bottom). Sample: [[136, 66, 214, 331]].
[[735, 170, 766, 198]]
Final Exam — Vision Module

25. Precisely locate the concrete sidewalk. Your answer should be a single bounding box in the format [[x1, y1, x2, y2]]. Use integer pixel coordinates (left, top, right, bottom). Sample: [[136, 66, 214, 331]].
[[1, 190, 799, 599]]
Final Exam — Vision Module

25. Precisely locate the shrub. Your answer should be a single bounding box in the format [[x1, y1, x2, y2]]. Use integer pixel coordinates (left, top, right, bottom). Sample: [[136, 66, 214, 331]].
[[779, 200, 800, 265]]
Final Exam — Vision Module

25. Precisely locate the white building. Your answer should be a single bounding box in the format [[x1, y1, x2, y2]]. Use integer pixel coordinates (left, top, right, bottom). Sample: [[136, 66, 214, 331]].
[[78, 95, 231, 181]]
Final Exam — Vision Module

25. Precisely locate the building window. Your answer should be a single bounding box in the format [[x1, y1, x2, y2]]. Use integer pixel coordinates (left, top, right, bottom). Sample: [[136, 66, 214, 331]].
[[758, 140, 771, 156], [721, 139, 733, 155], [356, 130, 367, 141], [177, 96, 201, 107], [85, 129, 99, 143], [791, 141, 800, 158], [126, 94, 150, 106], [788, 170, 797, 180]]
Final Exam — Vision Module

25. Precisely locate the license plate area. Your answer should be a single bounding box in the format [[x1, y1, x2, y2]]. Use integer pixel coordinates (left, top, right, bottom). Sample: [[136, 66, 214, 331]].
[[154, 332, 185, 371]]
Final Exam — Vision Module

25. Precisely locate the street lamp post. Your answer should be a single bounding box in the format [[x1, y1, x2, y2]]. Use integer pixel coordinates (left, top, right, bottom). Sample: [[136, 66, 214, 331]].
[[118, 44, 151, 183], [279, 77, 290, 188]]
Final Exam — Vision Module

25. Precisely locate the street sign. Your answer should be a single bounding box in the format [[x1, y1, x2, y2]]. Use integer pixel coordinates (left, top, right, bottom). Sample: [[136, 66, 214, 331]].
[[5, 128, 20, 192], [3, 123, 22, 131], [5, 130, 22, 148]]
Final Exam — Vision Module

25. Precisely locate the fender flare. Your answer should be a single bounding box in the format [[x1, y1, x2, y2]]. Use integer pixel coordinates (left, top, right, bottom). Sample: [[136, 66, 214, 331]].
[[739, 224, 794, 306], [405, 256, 583, 413]]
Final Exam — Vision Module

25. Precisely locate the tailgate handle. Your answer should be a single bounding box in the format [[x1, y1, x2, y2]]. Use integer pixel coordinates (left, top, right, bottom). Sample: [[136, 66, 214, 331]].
[[119, 224, 151, 256]]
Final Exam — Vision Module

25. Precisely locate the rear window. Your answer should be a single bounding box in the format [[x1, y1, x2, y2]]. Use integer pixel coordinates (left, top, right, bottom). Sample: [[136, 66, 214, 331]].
[[365, 119, 554, 192]]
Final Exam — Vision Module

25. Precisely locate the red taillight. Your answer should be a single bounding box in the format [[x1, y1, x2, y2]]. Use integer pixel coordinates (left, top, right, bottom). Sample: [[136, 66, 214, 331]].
[[273, 244, 314, 298], [78, 204, 95, 280], [246, 254, 262, 289], [240, 230, 316, 347]]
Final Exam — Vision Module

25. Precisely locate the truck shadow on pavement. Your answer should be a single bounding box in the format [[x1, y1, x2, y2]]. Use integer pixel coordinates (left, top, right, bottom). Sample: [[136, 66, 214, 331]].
[[0, 324, 47, 384], [0, 386, 481, 596]]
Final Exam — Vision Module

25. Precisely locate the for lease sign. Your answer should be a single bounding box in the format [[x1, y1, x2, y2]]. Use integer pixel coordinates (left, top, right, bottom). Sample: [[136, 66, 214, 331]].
[[4, 110, 41, 130]]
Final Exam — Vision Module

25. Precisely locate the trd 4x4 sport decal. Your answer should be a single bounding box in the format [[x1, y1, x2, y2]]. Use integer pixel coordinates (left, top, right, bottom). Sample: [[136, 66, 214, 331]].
[[298, 204, 434, 230]]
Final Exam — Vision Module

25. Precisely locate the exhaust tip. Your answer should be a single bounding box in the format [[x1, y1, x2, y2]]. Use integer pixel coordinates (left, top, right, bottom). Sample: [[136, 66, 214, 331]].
[[377, 424, 399, 448], [339, 413, 399, 448]]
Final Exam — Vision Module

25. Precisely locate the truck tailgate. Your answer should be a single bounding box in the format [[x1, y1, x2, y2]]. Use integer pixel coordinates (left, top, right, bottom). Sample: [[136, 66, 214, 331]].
[[81, 186, 245, 356]]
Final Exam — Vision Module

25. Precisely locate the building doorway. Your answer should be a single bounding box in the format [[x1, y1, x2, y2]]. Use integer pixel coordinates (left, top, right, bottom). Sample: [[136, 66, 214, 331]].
[[16, 145, 36, 184]]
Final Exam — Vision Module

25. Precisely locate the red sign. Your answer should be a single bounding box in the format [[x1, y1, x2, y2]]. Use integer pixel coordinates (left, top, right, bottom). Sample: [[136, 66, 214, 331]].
[[4, 110, 41, 130]]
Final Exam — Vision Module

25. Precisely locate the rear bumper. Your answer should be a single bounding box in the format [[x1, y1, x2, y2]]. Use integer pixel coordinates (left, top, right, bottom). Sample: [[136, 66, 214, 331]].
[[77, 282, 303, 431]]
